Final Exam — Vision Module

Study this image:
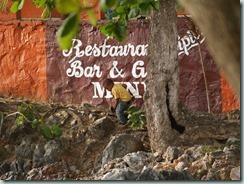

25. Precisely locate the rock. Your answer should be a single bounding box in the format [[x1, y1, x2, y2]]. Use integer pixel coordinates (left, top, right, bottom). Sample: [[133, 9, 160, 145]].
[[226, 137, 240, 145], [88, 113, 100, 121], [43, 140, 62, 164], [26, 168, 42, 180], [70, 119, 77, 126], [230, 166, 240, 180], [4, 144, 15, 153], [164, 146, 180, 162], [8, 125, 28, 144], [101, 133, 144, 166], [33, 144, 45, 167], [0, 102, 10, 112], [0, 147, 9, 160], [123, 152, 149, 170], [23, 160, 32, 173], [137, 166, 164, 180], [218, 166, 233, 180], [175, 161, 188, 171], [101, 168, 139, 180], [161, 169, 195, 180], [10, 159, 24, 174], [16, 137, 35, 159], [87, 117, 115, 139], [0, 161, 11, 175]]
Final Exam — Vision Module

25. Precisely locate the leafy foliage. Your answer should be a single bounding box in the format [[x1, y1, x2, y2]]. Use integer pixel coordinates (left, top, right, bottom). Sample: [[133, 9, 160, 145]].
[[126, 106, 146, 130], [200, 146, 221, 153], [57, 12, 80, 49], [15, 103, 62, 140], [9, 0, 158, 49], [99, 0, 158, 42]]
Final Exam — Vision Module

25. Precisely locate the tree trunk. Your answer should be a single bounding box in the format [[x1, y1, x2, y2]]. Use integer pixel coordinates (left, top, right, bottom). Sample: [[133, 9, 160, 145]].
[[144, 0, 240, 154], [144, 0, 185, 153], [179, 0, 240, 100]]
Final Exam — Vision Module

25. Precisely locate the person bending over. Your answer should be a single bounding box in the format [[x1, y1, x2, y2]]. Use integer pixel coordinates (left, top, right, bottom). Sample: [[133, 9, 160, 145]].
[[103, 78, 133, 125]]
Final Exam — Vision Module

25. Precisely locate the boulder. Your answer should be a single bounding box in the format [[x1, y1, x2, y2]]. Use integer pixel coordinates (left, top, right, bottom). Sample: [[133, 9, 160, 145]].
[[16, 137, 35, 159], [123, 152, 149, 170], [137, 166, 164, 180], [101, 133, 144, 166], [43, 140, 62, 164], [230, 166, 240, 180], [101, 168, 139, 180], [87, 117, 115, 139], [163, 146, 180, 162], [0, 161, 11, 175]]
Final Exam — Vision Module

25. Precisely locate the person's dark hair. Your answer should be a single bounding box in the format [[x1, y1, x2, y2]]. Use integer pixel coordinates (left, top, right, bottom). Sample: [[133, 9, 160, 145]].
[[103, 78, 114, 86]]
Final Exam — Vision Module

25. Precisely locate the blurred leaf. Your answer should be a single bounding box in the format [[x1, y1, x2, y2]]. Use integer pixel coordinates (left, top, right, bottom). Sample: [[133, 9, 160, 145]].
[[86, 9, 97, 26], [32, 0, 46, 8], [128, 8, 140, 19], [138, 0, 151, 3], [57, 12, 80, 50], [139, 3, 151, 13], [18, 0, 25, 10], [10, 1, 20, 13], [100, 0, 119, 11], [41, 6, 50, 18], [116, 6, 125, 14], [150, 0, 159, 11], [55, 0, 80, 14]]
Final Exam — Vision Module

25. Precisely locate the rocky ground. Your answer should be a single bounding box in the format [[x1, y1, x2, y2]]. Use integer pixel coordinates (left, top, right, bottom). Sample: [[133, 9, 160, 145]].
[[0, 95, 240, 180]]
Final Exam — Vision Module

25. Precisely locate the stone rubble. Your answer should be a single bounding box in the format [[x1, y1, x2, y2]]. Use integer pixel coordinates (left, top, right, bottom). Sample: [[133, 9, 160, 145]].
[[0, 96, 240, 180]]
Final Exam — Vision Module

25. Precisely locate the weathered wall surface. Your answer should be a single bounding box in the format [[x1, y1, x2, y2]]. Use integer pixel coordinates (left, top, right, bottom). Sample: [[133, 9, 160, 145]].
[[46, 20, 148, 107], [178, 17, 222, 113], [0, 21, 47, 101], [0, 17, 240, 112]]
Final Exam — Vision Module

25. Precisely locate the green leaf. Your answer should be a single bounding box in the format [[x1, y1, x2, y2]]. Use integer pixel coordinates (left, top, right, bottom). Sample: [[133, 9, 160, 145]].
[[32, 0, 47, 8], [138, 0, 151, 3], [86, 9, 97, 26], [55, 0, 80, 14], [150, 0, 159, 11], [128, 8, 140, 19], [51, 125, 62, 137], [41, 126, 53, 139], [139, 3, 150, 13], [41, 6, 50, 18], [10, 1, 20, 13], [116, 6, 125, 14], [100, 0, 119, 11], [126, 0, 138, 6], [57, 12, 80, 50], [31, 119, 39, 128], [126, 106, 140, 114], [18, 0, 25, 10], [15, 115, 24, 126]]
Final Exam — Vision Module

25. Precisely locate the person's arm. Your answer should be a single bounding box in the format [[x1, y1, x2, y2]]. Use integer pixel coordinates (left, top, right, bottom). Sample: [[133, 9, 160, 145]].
[[110, 98, 119, 113], [114, 99, 119, 109]]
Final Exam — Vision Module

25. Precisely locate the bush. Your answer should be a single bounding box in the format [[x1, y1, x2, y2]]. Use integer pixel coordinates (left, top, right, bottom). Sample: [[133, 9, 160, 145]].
[[126, 106, 146, 130]]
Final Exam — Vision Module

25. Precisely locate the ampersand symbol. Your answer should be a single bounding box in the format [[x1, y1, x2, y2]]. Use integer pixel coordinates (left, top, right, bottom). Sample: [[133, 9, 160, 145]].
[[109, 61, 125, 78]]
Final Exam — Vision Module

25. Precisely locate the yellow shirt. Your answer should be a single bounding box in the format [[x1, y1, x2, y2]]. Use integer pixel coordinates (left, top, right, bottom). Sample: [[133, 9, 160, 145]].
[[112, 84, 132, 102]]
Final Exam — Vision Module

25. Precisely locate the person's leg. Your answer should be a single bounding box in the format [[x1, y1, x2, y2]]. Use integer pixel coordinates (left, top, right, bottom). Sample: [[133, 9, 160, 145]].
[[116, 101, 130, 124]]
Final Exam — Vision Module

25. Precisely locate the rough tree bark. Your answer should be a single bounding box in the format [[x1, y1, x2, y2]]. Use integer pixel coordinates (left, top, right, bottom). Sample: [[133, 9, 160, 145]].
[[144, 0, 240, 154], [144, 0, 185, 153], [179, 0, 240, 100]]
